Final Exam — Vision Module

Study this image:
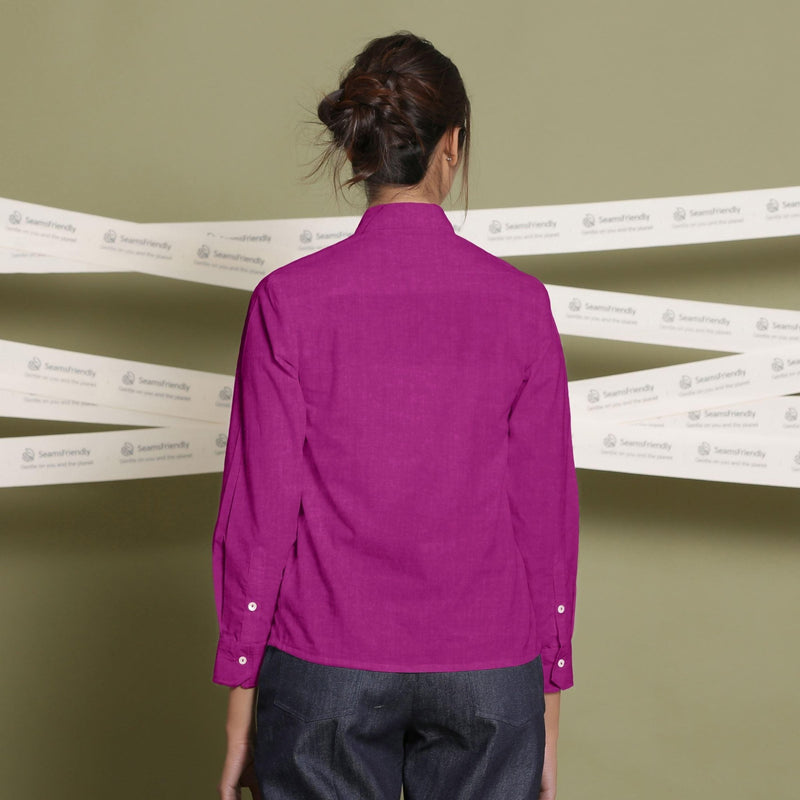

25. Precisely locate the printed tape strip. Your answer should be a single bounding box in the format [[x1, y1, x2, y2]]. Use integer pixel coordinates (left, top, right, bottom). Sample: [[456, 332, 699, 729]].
[[2, 186, 800, 288], [1, 199, 140, 274], [0, 339, 233, 424], [3, 338, 799, 427], [547, 285, 800, 353], [631, 396, 800, 436], [0, 196, 333, 289], [569, 345, 800, 422], [4, 379, 797, 439], [2, 420, 797, 489], [572, 420, 800, 489], [0, 424, 226, 488], [453, 187, 800, 257]]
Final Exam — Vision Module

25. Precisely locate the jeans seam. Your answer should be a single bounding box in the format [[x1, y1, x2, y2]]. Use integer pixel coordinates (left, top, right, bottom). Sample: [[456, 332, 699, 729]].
[[466, 662, 537, 727], [272, 651, 365, 722], [330, 718, 344, 800]]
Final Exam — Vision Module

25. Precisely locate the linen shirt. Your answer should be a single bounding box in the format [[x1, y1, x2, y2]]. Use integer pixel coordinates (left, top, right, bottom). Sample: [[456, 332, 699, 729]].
[[212, 201, 579, 693]]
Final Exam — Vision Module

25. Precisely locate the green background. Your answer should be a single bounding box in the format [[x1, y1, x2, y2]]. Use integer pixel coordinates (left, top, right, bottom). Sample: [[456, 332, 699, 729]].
[[1, 2, 798, 798]]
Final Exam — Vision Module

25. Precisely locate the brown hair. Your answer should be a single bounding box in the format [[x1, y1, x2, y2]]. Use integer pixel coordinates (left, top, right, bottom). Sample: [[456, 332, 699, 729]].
[[312, 32, 471, 204]]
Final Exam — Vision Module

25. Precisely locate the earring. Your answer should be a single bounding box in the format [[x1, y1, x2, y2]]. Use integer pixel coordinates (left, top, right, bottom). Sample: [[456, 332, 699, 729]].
[[446, 156, 452, 162]]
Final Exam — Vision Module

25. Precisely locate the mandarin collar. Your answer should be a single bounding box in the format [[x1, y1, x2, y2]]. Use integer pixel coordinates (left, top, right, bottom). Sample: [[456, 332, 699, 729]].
[[353, 202, 455, 235]]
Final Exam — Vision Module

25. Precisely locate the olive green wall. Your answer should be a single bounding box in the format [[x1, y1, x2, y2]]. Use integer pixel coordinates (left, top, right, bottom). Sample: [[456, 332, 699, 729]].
[[1, 2, 798, 798]]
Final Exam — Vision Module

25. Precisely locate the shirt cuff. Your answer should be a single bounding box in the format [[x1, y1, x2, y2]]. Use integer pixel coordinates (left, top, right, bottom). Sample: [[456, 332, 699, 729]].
[[212, 638, 266, 688], [541, 643, 574, 692]]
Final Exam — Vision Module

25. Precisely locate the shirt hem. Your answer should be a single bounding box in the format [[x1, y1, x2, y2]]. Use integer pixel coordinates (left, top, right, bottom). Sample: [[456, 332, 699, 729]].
[[267, 636, 542, 673]]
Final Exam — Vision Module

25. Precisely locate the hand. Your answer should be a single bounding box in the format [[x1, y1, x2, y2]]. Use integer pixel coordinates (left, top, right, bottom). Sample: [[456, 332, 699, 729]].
[[218, 686, 262, 800], [218, 737, 261, 800]]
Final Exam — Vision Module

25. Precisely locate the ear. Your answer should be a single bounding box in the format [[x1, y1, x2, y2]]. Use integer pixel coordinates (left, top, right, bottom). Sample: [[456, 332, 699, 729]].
[[444, 126, 461, 167]]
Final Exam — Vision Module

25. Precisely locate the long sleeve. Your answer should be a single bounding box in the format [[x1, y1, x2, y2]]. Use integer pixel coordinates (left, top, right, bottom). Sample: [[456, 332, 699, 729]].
[[211, 275, 306, 687], [507, 289, 580, 692]]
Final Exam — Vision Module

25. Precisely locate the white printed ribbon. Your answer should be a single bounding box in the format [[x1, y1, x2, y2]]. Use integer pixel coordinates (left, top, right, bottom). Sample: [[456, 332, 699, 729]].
[[2, 185, 799, 488], [573, 420, 800, 489], [0, 339, 232, 424], [0, 424, 223, 488], [3, 185, 800, 288], [3, 419, 798, 489], [569, 346, 800, 423], [548, 285, 800, 353]]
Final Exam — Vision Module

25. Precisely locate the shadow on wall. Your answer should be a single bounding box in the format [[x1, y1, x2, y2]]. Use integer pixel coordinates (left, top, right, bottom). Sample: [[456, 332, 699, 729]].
[[577, 469, 798, 542]]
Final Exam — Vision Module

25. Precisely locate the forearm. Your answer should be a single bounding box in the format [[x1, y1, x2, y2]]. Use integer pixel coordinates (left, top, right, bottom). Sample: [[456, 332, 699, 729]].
[[544, 690, 560, 746], [219, 687, 260, 799], [540, 690, 561, 799], [226, 686, 256, 744]]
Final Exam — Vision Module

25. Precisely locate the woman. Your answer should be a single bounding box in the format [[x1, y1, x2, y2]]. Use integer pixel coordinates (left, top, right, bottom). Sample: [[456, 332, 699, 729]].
[[214, 32, 579, 800]]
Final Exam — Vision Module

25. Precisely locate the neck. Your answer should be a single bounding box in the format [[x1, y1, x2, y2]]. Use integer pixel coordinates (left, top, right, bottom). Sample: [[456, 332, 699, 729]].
[[368, 183, 442, 207]]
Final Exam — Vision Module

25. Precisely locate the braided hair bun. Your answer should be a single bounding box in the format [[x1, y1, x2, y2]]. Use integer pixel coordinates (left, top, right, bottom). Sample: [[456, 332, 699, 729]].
[[314, 32, 470, 200]]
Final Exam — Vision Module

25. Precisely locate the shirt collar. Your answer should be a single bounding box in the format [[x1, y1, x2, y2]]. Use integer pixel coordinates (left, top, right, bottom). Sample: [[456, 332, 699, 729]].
[[353, 202, 455, 236]]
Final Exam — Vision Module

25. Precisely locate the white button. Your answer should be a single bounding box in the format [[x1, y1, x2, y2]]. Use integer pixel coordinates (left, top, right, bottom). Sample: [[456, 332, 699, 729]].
[[247, 602, 258, 611], [557, 658, 565, 668], [557, 604, 565, 614], [238, 656, 247, 665]]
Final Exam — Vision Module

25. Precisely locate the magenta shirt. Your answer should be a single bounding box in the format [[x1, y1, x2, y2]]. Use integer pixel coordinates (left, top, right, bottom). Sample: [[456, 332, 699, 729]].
[[212, 202, 579, 693]]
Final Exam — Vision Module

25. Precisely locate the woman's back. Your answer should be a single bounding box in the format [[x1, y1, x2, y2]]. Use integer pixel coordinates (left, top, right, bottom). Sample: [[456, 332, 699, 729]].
[[213, 200, 575, 689], [214, 31, 578, 800]]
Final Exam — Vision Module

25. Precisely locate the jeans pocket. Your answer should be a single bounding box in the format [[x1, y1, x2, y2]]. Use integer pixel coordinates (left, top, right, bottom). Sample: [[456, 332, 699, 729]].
[[271, 649, 365, 722], [467, 656, 544, 727]]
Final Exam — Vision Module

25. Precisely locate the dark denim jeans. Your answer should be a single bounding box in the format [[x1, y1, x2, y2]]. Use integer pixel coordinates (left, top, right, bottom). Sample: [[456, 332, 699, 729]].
[[254, 646, 545, 799]]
